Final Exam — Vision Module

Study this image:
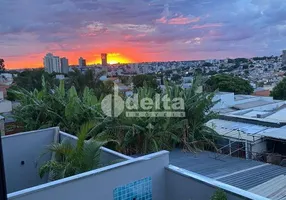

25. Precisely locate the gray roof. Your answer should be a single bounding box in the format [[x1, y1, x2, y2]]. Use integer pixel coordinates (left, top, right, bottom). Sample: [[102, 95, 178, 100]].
[[248, 175, 286, 200], [234, 95, 255, 101], [170, 150, 286, 191], [216, 107, 237, 114], [232, 100, 277, 110], [218, 163, 286, 190]]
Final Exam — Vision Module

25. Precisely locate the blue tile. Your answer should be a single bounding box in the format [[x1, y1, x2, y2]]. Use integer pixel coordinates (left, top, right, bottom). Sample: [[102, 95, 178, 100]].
[[113, 177, 152, 200]]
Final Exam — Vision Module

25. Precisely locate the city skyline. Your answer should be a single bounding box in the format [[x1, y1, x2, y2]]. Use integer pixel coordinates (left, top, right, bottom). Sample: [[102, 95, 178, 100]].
[[1, 0, 286, 69]]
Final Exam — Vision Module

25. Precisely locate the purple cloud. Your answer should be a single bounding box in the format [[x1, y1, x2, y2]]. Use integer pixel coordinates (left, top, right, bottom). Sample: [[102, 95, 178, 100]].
[[1, 0, 286, 68]]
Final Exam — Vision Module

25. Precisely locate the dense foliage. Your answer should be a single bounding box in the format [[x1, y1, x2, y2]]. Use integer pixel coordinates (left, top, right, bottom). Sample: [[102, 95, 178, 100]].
[[8, 68, 112, 101], [227, 58, 248, 63], [65, 68, 111, 97], [205, 74, 254, 95], [271, 77, 286, 100], [11, 75, 218, 155], [171, 74, 182, 83], [132, 74, 158, 90], [118, 76, 132, 85], [11, 69, 56, 91], [12, 77, 103, 134]]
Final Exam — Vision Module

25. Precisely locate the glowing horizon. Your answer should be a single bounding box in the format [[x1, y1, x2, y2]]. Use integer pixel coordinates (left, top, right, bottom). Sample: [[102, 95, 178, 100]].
[[1, 0, 285, 69], [90, 53, 133, 65]]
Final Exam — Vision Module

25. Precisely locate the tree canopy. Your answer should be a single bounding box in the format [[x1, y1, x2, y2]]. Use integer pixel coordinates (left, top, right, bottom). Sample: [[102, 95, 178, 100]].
[[0, 58, 6, 73], [227, 58, 249, 64], [8, 68, 112, 101], [132, 74, 158, 90], [271, 77, 286, 100], [205, 74, 254, 95], [11, 69, 56, 91], [171, 74, 181, 83]]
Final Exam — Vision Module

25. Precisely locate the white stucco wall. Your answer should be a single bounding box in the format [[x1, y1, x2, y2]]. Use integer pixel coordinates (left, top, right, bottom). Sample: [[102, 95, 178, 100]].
[[0, 100, 12, 113]]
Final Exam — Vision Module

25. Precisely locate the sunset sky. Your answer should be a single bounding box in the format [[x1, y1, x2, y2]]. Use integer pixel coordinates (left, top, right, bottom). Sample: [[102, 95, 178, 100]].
[[1, 0, 286, 69]]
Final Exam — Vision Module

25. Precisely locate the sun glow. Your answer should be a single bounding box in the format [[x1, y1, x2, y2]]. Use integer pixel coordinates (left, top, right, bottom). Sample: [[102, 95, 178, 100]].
[[91, 53, 133, 64], [109, 60, 120, 65]]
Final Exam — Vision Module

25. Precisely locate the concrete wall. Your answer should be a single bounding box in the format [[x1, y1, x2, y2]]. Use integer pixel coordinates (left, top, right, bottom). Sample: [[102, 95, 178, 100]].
[[166, 165, 269, 200], [59, 131, 78, 146], [252, 140, 267, 154], [2, 128, 57, 193], [2, 129, 135, 195], [8, 151, 169, 200], [212, 93, 235, 110], [99, 147, 132, 166], [59, 131, 132, 165]]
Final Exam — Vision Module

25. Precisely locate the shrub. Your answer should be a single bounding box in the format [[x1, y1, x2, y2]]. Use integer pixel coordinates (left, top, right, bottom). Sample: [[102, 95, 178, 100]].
[[211, 189, 227, 200]]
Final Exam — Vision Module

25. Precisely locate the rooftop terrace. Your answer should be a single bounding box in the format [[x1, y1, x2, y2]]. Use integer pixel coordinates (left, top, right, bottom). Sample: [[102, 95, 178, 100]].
[[1, 128, 271, 200]]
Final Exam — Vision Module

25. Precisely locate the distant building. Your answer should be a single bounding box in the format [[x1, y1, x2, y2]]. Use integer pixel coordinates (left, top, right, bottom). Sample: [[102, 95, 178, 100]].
[[143, 66, 148, 74], [0, 73, 13, 86], [253, 88, 271, 97], [282, 50, 286, 65], [182, 76, 193, 83], [79, 57, 87, 67], [0, 73, 13, 98], [56, 74, 65, 80], [0, 84, 10, 97], [101, 53, 108, 66], [43, 53, 61, 74], [60, 57, 69, 74], [0, 91, 12, 114]]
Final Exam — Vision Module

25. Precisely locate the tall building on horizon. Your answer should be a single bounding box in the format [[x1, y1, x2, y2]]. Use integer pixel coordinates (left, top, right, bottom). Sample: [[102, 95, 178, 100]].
[[101, 53, 108, 66], [43, 53, 61, 74], [60, 57, 69, 74], [79, 57, 87, 67], [282, 50, 286, 65]]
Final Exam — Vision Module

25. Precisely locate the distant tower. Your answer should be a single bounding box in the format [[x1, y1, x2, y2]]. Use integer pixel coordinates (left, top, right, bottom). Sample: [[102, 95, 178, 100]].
[[101, 53, 108, 66], [282, 50, 286, 65], [60, 57, 69, 74], [79, 57, 87, 67], [43, 53, 61, 74]]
